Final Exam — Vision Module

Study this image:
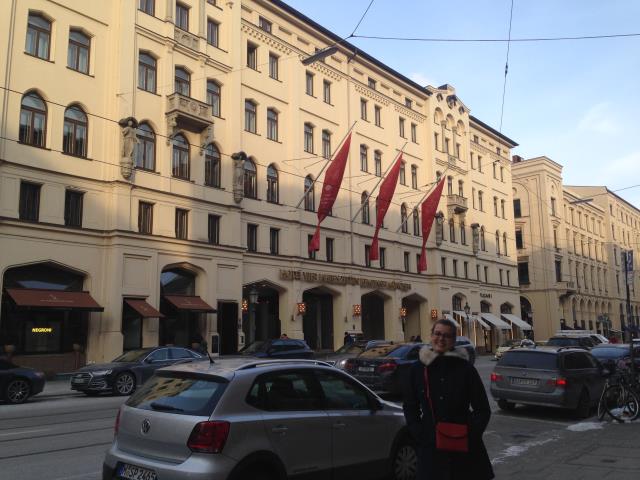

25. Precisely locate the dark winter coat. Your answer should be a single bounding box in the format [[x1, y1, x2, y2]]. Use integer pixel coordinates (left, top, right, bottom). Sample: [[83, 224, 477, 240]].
[[402, 346, 494, 480]]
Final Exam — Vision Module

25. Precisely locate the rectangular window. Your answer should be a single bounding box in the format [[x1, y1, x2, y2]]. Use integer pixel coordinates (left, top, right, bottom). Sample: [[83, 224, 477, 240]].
[[305, 71, 314, 96], [374, 105, 381, 127], [551, 197, 557, 216], [258, 16, 272, 33], [268, 53, 279, 79], [444, 138, 450, 153], [501, 200, 505, 219], [405, 98, 412, 109], [322, 130, 331, 159], [506, 270, 510, 286], [464, 261, 469, 279], [365, 245, 371, 267], [175, 208, 188, 239], [269, 228, 279, 255], [411, 123, 417, 143], [453, 259, 458, 277], [518, 262, 530, 284], [304, 124, 314, 153], [513, 199, 522, 218], [484, 266, 489, 283], [470, 152, 475, 169], [478, 156, 483, 172], [19, 182, 40, 221], [416, 254, 421, 273], [404, 252, 410, 272], [360, 145, 368, 172], [267, 109, 278, 141], [399, 117, 405, 137], [553, 229, 558, 248], [247, 224, 258, 252], [64, 190, 83, 228], [434, 132, 439, 150], [499, 269, 503, 285], [360, 98, 367, 120], [476, 264, 481, 280], [247, 43, 258, 69], [493, 162, 497, 179], [441, 257, 447, 276], [207, 19, 219, 47], [555, 259, 562, 282], [368, 77, 376, 89], [208, 214, 220, 245], [138, 52, 157, 93], [308, 234, 316, 260], [379, 248, 386, 269], [139, 0, 155, 15], [135, 202, 154, 235], [515, 228, 524, 249], [176, 3, 189, 30], [323, 80, 331, 103], [244, 101, 256, 133], [67, 30, 90, 74], [326, 237, 334, 262]]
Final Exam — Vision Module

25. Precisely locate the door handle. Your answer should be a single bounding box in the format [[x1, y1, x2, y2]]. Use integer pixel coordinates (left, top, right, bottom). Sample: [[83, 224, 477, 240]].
[[271, 425, 288, 434], [333, 422, 347, 429]]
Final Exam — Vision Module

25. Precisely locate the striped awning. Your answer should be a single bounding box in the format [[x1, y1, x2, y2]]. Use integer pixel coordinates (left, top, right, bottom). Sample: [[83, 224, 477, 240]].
[[480, 313, 511, 329], [501, 314, 532, 331]]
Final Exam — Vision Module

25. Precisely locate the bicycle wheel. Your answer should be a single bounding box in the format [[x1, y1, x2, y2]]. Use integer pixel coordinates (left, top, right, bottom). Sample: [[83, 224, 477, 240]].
[[597, 386, 608, 421], [601, 384, 640, 422]]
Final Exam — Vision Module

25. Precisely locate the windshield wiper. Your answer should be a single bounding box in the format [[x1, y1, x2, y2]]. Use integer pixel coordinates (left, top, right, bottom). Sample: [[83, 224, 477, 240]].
[[150, 402, 184, 412]]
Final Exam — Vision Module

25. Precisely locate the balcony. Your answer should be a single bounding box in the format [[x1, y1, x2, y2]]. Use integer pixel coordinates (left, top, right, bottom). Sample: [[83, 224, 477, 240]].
[[166, 93, 213, 138], [174, 27, 200, 51], [447, 194, 468, 214], [556, 280, 577, 296]]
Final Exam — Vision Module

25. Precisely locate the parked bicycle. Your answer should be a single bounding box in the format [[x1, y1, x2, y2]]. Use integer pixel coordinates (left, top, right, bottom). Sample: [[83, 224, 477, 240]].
[[597, 369, 640, 422]]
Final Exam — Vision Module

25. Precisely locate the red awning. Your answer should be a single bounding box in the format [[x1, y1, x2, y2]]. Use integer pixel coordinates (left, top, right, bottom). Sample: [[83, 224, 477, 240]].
[[6, 288, 104, 312], [163, 295, 216, 313], [124, 298, 165, 318]]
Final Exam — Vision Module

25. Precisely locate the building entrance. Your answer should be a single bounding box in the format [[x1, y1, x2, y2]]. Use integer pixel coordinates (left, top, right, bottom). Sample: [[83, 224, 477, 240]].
[[302, 288, 334, 351], [242, 284, 280, 344], [217, 302, 238, 355], [362, 292, 385, 340]]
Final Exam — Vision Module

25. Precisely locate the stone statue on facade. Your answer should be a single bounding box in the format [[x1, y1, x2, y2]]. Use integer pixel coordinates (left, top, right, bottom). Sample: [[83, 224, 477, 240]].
[[119, 117, 138, 180], [231, 151, 247, 203]]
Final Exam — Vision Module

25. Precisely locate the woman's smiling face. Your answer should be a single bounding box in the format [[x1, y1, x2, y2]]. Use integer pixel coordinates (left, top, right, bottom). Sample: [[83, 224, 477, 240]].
[[431, 323, 456, 354]]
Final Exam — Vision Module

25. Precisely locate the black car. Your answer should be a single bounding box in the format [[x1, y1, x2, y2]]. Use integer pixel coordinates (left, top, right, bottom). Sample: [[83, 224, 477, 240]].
[[344, 343, 422, 397], [0, 358, 46, 404], [590, 344, 640, 373], [320, 340, 392, 369], [238, 338, 314, 359], [70, 346, 204, 396], [546, 335, 596, 349]]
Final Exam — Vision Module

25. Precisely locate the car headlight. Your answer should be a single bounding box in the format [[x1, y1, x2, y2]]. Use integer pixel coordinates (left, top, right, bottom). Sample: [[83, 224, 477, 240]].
[[91, 369, 112, 376], [35, 371, 45, 378], [337, 359, 347, 369]]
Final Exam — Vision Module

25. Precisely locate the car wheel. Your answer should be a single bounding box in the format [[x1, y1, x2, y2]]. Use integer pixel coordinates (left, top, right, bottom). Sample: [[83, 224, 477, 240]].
[[5, 378, 31, 404], [113, 372, 136, 396], [575, 389, 591, 419], [392, 438, 417, 480], [498, 399, 516, 411]]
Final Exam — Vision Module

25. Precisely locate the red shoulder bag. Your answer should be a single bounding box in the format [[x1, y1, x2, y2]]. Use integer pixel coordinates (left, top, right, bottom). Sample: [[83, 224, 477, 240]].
[[423, 367, 469, 453]]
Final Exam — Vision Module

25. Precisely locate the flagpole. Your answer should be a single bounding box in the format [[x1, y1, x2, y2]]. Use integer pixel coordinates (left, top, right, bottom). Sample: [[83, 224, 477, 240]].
[[395, 165, 451, 233], [294, 121, 357, 210], [350, 142, 408, 223]]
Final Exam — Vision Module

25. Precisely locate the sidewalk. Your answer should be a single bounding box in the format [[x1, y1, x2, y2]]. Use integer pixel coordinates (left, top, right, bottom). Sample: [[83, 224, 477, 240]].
[[493, 421, 640, 480]]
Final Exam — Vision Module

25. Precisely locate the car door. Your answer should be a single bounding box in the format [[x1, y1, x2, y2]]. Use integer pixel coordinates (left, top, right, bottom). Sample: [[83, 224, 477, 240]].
[[315, 369, 391, 480], [562, 352, 595, 406], [258, 370, 332, 477], [136, 348, 172, 383]]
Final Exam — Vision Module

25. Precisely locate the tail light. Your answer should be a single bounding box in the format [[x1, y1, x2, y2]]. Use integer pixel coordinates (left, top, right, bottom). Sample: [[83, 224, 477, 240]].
[[377, 362, 398, 374], [344, 359, 356, 373], [547, 377, 567, 387], [114, 408, 121, 437], [490, 373, 503, 382], [187, 421, 230, 454]]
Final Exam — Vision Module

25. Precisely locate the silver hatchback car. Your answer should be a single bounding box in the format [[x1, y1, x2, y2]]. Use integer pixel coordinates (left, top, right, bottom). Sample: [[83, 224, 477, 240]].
[[103, 359, 416, 480]]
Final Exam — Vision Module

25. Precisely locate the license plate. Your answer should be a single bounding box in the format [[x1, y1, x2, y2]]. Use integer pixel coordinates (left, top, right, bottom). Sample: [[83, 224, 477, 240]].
[[117, 463, 157, 480], [510, 377, 538, 386], [358, 367, 375, 373], [72, 377, 86, 384]]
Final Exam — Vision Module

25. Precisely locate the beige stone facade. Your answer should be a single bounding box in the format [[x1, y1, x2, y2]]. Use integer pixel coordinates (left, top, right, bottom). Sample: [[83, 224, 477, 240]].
[[0, 0, 522, 371], [512, 157, 640, 341]]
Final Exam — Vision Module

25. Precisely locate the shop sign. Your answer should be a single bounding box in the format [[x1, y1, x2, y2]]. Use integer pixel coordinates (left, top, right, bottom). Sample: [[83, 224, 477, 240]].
[[480, 293, 492, 299], [279, 269, 411, 292], [31, 327, 53, 333]]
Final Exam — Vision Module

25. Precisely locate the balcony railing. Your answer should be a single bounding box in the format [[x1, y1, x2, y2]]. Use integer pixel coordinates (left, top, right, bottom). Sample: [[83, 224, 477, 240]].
[[166, 93, 213, 135], [447, 194, 468, 214]]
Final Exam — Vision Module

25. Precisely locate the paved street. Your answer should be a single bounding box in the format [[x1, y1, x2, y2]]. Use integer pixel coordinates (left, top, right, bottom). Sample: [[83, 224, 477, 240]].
[[0, 356, 638, 479]]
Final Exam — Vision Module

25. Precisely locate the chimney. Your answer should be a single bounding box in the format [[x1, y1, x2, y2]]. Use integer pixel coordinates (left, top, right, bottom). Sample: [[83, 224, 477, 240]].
[[512, 155, 523, 163]]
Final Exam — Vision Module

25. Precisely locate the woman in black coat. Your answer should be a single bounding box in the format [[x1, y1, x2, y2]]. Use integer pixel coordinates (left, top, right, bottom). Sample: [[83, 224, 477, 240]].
[[402, 319, 494, 480]]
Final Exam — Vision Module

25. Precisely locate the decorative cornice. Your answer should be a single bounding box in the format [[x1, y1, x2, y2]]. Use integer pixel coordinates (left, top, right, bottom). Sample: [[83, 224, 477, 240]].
[[241, 23, 293, 55], [393, 104, 425, 123], [354, 83, 389, 106]]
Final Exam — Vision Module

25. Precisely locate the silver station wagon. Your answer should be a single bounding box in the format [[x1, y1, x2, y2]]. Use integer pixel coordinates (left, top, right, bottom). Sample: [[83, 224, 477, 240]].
[[103, 358, 417, 480]]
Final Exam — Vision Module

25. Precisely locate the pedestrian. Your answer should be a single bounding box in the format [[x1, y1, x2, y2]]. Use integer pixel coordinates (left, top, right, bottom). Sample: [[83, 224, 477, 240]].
[[410, 335, 416, 342], [343, 331, 354, 345], [414, 335, 422, 343], [402, 318, 494, 480], [280, 333, 289, 339]]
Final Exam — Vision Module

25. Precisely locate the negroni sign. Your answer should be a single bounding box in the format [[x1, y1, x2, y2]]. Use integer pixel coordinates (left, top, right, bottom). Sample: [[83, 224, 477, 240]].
[[279, 270, 411, 292]]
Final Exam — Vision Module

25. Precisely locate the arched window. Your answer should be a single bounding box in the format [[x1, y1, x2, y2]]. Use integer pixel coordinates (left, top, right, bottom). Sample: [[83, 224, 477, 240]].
[[19, 92, 46, 147], [63, 105, 88, 157], [267, 164, 278, 203], [243, 158, 257, 198], [503, 233, 508, 256], [68, 29, 90, 74], [480, 226, 486, 251], [413, 208, 420, 236], [304, 123, 314, 153], [361, 192, 370, 224], [171, 133, 190, 179], [495, 230, 501, 255], [460, 222, 466, 244], [204, 143, 221, 187], [206, 80, 221, 117], [449, 219, 455, 242], [401, 203, 408, 233], [175, 67, 190, 96], [266, 108, 278, 141], [245, 100, 257, 133], [135, 122, 155, 170], [304, 175, 315, 211], [26, 13, 51, 60]]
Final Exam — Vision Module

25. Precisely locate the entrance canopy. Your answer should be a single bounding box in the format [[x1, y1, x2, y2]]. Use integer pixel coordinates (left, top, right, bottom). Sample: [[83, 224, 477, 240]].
[[124, 298, 165, 318], [443, 313, 460, 328], [470, 315, 491, 330], [479, 313, 511, 329], [163, 295, 216, 313], [501, 313, 532, 331], [6, 288, 104, 312]]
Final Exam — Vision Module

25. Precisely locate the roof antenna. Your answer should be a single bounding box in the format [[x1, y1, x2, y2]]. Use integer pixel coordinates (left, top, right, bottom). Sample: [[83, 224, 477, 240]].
[[206, 350, 215, 364]]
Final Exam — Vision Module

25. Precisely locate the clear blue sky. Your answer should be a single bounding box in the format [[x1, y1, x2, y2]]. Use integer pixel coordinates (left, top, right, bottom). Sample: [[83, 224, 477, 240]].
[[285, 0, 640, 208]]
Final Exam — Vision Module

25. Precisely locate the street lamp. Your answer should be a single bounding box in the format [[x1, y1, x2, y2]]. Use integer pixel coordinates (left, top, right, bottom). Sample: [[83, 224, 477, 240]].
[[301, 45, 339, 65], [463, 302, 471, 339]]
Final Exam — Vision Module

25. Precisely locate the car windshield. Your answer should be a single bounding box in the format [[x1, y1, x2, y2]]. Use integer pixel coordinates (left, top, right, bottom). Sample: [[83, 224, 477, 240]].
[[499, 351, 558, 369], [334, 344, 365, 355], [359, 345, 405, 358], [112, 349, 153, 363], [239, 341, 266, 354]]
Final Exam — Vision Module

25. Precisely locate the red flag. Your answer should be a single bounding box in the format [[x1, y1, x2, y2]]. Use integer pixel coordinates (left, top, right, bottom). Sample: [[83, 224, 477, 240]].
[[370, 153, 403, 260], [418, 178, 446, 272], [308, 133, 352, 252]]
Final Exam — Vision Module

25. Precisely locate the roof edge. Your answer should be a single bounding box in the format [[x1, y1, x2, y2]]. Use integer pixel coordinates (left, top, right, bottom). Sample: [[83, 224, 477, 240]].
[[469, 115, 518, 147]]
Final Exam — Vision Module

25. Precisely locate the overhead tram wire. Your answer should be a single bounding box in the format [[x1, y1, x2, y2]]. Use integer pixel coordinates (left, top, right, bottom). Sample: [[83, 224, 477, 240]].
[[499, 0, 515, 134], [350, 0, 376, 38], [350, 32, 640, 43]]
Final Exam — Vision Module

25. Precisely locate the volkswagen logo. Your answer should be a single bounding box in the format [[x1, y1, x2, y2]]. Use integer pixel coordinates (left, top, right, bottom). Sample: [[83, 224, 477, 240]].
[[141, 419, 151, 434]]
